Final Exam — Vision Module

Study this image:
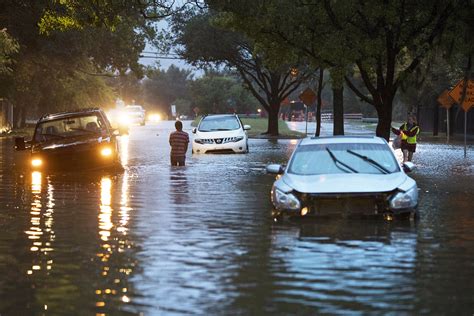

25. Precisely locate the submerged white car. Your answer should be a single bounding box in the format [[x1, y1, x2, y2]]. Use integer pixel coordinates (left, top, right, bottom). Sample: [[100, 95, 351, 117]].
[[267, 136, 418, 220], [192, 114, 250, 154]]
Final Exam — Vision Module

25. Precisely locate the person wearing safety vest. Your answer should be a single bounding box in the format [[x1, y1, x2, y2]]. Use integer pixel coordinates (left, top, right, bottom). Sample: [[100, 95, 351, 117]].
[[391, 114, 420, 163]]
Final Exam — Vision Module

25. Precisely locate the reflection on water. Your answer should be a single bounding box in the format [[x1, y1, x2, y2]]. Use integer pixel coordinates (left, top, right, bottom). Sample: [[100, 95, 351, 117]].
[[0, 123, 473, 315], [26, 172, 55, 277]]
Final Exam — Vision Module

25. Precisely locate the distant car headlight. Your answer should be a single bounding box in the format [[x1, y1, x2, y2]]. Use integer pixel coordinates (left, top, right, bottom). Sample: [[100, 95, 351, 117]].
[[118, 114, 130, 125], [31, 158, 43, 167], [390, 186, 418, 209], [101, 147, 113, 157], [271, 187, 301, 211]]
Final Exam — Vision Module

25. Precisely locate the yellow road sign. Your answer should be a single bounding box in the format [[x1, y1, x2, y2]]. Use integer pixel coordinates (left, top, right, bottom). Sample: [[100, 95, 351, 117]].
[[437, 90, 455, 109], [448, 79, 474, 111], [299, 88, 317, 106]]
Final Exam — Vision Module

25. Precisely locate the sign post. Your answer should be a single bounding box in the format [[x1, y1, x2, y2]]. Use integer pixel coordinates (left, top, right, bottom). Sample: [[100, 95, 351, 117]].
[[437, 90, 455, 142], [448, 79, 474, 157], [299, 88, 317, 136]]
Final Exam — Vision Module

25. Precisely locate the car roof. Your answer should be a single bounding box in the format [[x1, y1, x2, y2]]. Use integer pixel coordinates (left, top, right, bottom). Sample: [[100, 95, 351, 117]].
[[38, 108, 104, 122], [201, 114, 237, 119], [299, 135, 387, 146]]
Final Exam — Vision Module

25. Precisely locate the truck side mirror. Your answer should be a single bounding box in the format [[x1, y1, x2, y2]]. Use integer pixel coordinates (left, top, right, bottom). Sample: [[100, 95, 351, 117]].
[[14, 137, 26, 151]]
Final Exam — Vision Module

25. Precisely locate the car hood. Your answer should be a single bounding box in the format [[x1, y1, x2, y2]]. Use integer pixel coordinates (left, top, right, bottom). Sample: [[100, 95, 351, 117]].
[[195, 129, 244, 138], [280, 172, 410, 194], [33, 136, 110, 151]]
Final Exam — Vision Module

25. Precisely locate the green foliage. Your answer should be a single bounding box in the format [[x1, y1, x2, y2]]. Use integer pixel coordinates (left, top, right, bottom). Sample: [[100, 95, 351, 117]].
[[189, 71, 258, 114], [143, 65, 193, 113], [0, 0, 154, 126], [0, 29, 19, 75]]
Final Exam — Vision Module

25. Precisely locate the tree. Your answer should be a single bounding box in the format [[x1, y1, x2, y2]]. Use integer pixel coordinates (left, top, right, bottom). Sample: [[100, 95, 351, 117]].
[[142, 65, 193, 115], [170, 9, 314, 135], [0, 0, 151, 126], [207, 0, 457, 140], [188, 70, 259, 114], [0, 28, 18, 76]]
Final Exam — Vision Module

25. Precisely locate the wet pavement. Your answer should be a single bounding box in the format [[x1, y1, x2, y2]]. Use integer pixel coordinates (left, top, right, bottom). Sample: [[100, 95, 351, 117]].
[[0, 120, 473, 315]]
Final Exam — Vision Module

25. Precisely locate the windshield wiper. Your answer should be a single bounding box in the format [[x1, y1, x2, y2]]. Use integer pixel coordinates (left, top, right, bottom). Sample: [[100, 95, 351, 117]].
[[346, 149, 390, 174], [70, 128, 99, 134], [41, 133, 64, 139], [326, 148, 358, 173]]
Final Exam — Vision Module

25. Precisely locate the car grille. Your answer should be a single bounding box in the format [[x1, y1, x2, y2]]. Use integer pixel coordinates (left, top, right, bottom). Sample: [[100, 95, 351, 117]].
[[306, 193, 389, 217], [199, 137, 242, 144], [205, 149, 236, 154]]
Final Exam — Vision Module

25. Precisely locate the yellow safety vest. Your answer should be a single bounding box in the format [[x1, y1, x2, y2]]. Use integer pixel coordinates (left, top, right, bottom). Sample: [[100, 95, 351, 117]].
[[401, 123, 419, 144]]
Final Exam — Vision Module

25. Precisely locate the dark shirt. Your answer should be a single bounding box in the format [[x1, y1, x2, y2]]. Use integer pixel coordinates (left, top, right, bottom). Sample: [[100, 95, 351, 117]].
[[169, 130, 189, 158]]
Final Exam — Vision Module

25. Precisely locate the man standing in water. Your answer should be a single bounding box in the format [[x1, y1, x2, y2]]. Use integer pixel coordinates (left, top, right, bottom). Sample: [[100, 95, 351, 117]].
[[169, 120, 189, 166]]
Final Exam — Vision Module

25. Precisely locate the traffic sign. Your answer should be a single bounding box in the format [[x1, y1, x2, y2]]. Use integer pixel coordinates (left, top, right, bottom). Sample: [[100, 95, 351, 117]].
[[448, 79, 474, 111], [299, 87, 317, 106], [437, 90, 455, 109]]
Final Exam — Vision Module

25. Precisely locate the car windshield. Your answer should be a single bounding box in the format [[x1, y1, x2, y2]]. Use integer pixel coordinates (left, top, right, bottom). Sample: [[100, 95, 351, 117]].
[[288, 143, 400, 175], [198, 116, 241, 131], [125, 106, 143, 112], [34, 114, 108, 143]]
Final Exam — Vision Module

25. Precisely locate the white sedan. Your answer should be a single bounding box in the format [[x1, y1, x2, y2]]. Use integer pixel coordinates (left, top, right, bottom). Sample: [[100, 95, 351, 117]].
[[266, 136, 418, 220]]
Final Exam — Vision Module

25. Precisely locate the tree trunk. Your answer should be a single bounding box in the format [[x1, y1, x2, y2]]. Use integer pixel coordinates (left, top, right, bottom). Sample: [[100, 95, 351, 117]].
[[332, 85, 344, 135], [315, 68, 324, 137], [375, 104, 393, 141], [266, 103, 280, 136], [13, 106, 25, 129]]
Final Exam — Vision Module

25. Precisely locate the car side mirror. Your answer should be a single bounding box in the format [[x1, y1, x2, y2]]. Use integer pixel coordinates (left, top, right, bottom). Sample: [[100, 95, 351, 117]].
[[192, 128, 196, 134], [402, 162, 415, 173], [14, 137, 26, 151], [266, 164, 284, 174], [244, 125, 251, 130]]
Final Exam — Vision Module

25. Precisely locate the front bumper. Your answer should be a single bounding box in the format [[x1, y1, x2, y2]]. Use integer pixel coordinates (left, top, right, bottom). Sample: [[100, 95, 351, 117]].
[[273, 192, 417, 219], [193, 138, 247, 154], [31, 146, 121, 171]]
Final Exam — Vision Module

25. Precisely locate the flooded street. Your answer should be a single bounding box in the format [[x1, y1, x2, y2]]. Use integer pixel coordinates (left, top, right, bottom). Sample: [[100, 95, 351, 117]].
[[0, 121, 473, 315]]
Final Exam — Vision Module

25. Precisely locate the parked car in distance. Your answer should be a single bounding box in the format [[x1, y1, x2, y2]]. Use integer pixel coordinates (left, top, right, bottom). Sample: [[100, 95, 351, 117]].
[[192, 114, 250, 154], [15, 108, 122, 171], [266, 136, 418, 220]]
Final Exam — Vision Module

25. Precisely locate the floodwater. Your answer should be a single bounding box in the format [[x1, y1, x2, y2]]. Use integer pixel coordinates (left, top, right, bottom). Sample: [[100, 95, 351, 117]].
[[0, 121, 473, 315]]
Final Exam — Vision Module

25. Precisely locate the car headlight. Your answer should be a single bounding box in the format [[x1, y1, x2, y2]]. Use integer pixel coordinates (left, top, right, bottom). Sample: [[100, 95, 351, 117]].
[[31, 158, 43, 167], [389, 186, 418, 209], [230, 136, 244, 142], [101, 147, 113, 157], [271, 187, 301, 211], [194, 138, 204, 144]]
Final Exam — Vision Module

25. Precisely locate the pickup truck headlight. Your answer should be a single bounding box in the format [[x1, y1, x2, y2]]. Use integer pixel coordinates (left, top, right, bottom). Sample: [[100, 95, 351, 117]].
[[390, 186, 418, 209], [271, 188, 301, 211]]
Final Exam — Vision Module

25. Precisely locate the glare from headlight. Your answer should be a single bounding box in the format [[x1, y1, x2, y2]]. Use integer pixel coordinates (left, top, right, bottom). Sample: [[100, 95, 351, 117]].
[[119, 114, 130, 125], [101, 148, 113, 157], [31, 158, 43, 167], [148, 113, 161, 122], [390, 186, 418, 209], [272, 188, 301, 211]]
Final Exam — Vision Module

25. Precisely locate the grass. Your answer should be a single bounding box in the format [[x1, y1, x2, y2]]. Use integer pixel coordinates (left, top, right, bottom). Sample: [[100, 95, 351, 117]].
[[190, 117, 304, 138]]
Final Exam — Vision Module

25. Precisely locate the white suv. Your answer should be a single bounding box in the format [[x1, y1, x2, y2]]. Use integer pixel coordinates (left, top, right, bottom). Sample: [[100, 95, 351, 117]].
[[192, 114, 250, 154]]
